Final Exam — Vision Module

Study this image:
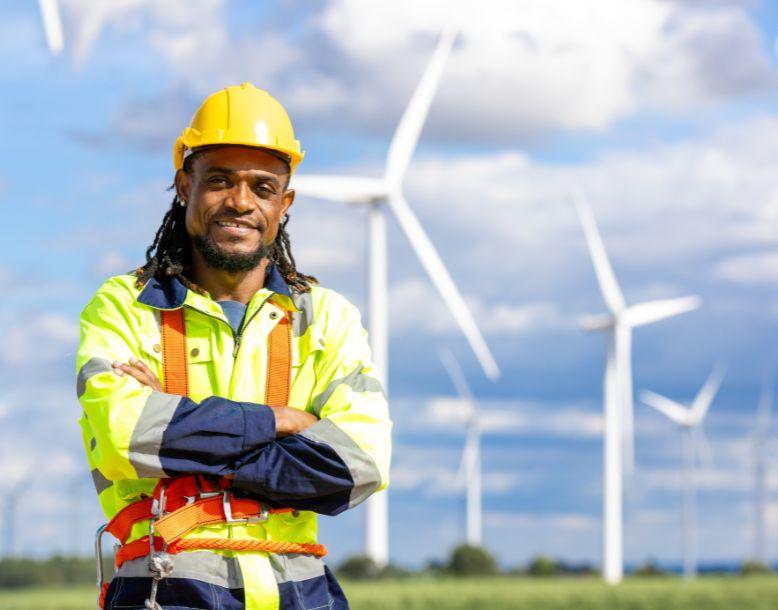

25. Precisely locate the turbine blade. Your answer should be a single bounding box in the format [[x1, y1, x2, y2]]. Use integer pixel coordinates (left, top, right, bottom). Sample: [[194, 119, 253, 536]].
[[293, 175, 386, 204], [690, 364, 725, 424], [623, 296, 701, 328], [640, 390, 691, 425], [385, 27, 457, 185], [39, 0, 64, 54], [571, 188, 625, 314], [388, 192, 500, 380], [439, 348, 475, 404]]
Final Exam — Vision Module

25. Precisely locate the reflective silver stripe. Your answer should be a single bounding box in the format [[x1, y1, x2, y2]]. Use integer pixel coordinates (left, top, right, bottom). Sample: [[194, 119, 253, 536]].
[[269, 553, 326, 584], [76, 358, 113, 397], [311, 364, 385, 416], [117, 551, 244, 589], [292, 291, 315, 337], [300, 418, 381, 508], [90, 468, 112, 495], [128, 392, 180, 478]]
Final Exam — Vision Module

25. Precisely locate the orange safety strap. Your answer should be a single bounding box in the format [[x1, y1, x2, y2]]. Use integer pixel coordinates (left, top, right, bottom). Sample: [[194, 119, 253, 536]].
[[154, 494, 293, 544], [105, 477, 292, 545], [160, 308, 188, 396], [265, 310, 292, 406], [116, 536, 327, 570], [105, 497, 154, 543], [103, 305, 309, 606]]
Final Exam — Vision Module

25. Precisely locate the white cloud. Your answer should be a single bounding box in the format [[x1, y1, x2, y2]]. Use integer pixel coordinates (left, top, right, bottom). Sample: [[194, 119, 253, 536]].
[[309, 0, 776, 142], [1, 313, 78, 366], [64, 0, 778, 149], [90, 249, 133, 277], [714, 250, 778, 285], [390, 445, 530, 496], [488, 510, 597, 532], [390, 277, 568, 336], [401, 114, 778, 300], [423, 397, 603, 438]]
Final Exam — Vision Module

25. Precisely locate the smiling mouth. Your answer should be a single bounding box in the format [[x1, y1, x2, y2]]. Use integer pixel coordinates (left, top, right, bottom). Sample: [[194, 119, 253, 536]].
[[212, 220, 260, 238]]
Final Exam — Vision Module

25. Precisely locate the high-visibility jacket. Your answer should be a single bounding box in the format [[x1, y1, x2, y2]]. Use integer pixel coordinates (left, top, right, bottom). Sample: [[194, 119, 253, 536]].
[[76, 265, 391, 610]]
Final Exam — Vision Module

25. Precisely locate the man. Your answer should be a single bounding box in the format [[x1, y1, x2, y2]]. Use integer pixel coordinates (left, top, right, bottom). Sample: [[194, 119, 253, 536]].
[[77, 82, 391, 610]]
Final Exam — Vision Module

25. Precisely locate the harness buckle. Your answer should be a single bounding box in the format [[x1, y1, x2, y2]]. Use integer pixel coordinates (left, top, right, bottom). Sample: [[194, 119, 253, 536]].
[[222, 491, 268, 524]]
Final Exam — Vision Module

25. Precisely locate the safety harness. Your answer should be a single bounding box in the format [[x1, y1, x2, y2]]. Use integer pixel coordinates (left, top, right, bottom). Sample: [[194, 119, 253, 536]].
[[95, 305, 327, 609]]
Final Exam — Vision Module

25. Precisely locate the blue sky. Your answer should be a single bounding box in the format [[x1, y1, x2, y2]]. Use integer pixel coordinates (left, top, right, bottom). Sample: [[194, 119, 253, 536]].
[[1, 0, 778, 570]]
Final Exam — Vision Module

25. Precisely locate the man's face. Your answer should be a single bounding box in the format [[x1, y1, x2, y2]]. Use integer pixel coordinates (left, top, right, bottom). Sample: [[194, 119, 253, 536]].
[[175, 145, 294, 272]]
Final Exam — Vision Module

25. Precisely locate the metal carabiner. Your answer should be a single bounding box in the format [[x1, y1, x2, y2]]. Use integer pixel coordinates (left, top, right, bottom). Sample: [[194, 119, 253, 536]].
[[94, 523, 109, 610], [222, 490, 268, 524]]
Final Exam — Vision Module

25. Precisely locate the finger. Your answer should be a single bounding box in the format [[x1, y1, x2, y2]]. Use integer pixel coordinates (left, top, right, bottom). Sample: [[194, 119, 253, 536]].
[[115, 363, 150, 385], [128, 358, 161, 384], [128, 357, 150, 374]]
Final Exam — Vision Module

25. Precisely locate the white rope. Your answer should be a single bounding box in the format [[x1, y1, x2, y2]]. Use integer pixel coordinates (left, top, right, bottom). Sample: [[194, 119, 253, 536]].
[[144, 552, 175, 610]]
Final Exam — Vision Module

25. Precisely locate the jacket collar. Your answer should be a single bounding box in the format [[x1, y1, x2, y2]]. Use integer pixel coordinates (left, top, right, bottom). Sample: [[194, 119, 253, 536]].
[[137, 263, 292, 310]]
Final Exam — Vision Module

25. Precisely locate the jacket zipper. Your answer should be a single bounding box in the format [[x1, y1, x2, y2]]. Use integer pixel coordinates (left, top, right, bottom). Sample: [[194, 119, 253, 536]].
[[179, 294, 274, 359], [231, 295, 274, 358]]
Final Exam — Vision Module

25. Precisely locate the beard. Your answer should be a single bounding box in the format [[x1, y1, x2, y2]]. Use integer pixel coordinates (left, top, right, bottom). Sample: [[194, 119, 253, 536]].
[[192, 233, 271, 273]]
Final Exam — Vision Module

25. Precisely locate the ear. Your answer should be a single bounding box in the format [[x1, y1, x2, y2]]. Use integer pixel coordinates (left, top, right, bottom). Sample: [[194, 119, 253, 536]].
[[174, 169, 191, 203], [281, 188, 295, 216]]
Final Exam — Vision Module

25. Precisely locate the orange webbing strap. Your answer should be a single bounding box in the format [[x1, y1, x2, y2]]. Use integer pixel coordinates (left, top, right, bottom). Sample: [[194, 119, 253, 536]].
[[105, 497, 154, 543], [160, 308, 188, 396], [173, 538, 327, 557], [265, 311, 292, 407], [154, 495, 293, 544], [116, 536, 327, 569]]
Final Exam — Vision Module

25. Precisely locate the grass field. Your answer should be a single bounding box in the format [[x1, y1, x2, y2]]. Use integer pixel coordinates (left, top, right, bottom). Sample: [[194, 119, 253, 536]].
[[1, 576, 777, 609]]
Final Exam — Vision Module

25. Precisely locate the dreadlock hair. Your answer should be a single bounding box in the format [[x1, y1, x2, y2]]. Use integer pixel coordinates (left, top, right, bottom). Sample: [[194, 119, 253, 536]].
[[135, 160, 317, 295]]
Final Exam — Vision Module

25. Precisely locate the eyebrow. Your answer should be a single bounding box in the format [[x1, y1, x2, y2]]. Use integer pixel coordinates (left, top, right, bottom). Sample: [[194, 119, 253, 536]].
[[204, 167, 281, 184]]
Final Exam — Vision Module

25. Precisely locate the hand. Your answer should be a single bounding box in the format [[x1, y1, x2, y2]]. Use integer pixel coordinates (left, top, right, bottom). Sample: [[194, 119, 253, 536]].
[[112, 357, 163, 392], [271, 406, 318, 437]]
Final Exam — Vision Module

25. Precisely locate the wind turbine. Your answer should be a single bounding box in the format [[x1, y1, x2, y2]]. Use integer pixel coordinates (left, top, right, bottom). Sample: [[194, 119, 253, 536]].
[[573, 188, 701, 584], [2, 466, 37, 558], [640, 365, 724, 579], [38, 0, 151, 65], [294, 29, 500, 565], [752, 371, 774, 564], [38, 0, 64, 55], [439, 349, 482, 547]]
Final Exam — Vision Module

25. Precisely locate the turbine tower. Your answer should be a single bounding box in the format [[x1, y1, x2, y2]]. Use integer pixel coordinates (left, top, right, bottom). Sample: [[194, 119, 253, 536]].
[[295, 29, 500, 565], [573, 189, 701, 584], [752, 371, 773, 564], [439, 349, 482, 547], [640, 365, 724, 579]]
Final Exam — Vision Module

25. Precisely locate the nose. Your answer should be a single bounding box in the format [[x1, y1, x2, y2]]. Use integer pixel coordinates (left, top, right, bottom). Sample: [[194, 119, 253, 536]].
[[227, 181, 254, 213]]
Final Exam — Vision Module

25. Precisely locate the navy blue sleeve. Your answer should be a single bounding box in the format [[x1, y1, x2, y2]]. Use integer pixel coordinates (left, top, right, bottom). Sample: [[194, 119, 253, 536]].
[[232, 435, 354, 516], [157, 396, 276, 477]]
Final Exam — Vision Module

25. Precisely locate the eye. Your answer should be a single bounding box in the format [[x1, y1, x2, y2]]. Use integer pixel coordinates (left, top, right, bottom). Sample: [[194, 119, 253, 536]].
[[208, 176, 229, 187], [255, 184, 276, 197]]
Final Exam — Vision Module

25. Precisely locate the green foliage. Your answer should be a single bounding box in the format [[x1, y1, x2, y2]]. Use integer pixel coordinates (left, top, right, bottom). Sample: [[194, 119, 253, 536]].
[[337, 555, 384, 580], [633, 559, 669, 577], [0, 556, 95, 588], [740, 559, 772, 575], [4, 577, 778, 610], [446, 544, 499, 576], [336, 555, 409, 580], [526, 555, 559, 577]]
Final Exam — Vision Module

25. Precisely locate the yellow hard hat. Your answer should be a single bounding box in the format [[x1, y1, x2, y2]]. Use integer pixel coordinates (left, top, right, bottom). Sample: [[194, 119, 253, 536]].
[[173, 82, 304, 173]]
